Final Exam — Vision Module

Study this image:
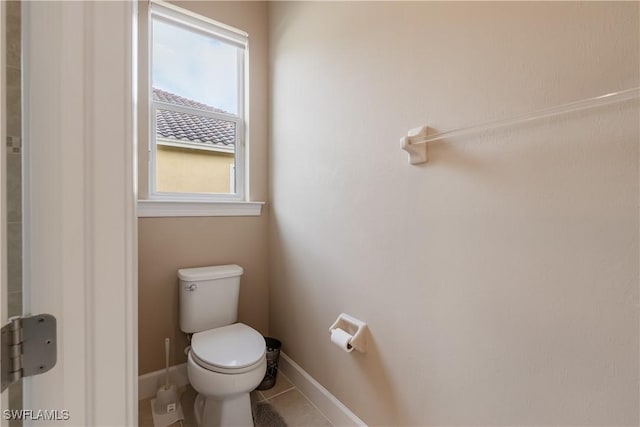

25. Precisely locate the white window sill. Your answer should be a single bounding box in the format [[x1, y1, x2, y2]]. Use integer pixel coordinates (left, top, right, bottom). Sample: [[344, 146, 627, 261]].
[[137, 200, 264, 217]]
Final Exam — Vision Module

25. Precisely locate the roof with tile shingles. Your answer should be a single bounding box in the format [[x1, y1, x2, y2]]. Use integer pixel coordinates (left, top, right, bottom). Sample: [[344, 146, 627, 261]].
[[153, 88, 236, 147]]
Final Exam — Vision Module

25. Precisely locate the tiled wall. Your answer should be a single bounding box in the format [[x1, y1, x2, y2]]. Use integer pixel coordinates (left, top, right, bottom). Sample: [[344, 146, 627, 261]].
[[6, 0, 21, 317], [6, 1, 23, 421]]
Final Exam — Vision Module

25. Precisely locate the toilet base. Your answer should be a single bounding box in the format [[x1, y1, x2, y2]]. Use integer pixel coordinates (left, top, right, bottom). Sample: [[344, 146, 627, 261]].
[[194, 392, 254, 427]]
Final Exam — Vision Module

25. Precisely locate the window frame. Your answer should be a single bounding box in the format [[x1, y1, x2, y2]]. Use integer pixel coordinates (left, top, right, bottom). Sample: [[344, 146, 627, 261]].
[[147, 0, 248, 202]]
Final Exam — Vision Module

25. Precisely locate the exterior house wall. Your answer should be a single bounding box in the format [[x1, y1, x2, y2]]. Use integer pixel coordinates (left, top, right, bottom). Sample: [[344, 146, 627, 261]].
[[138, 1, 269, 375], [268, 2, 639, 425], [156, 146, 234, 194]]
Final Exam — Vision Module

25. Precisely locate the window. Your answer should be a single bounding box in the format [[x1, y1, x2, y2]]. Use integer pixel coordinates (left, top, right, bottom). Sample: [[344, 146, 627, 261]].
[[148, 1, 247, 201]]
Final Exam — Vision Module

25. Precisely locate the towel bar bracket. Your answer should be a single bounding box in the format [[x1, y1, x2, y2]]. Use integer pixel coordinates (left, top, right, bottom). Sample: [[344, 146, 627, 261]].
[[400, 125, 429, 165]]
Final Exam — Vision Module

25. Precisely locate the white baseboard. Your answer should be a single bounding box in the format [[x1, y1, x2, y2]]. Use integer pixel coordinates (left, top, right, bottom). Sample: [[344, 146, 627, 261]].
[[138, 363, 189, 400], [138, 354, 367, 427], [279, 352, 367, 427]]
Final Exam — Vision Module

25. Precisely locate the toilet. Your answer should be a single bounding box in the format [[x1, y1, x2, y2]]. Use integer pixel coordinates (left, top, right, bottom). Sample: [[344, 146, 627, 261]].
[[179, 265, 266, 426]]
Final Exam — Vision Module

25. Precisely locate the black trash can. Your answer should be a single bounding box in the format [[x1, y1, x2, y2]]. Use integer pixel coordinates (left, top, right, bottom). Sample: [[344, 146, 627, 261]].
[[256, 337, 282, 390]]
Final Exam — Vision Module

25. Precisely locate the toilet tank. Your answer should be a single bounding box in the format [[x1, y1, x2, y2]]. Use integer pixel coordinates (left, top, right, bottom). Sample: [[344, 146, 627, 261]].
[[178, 264, 243, 333]]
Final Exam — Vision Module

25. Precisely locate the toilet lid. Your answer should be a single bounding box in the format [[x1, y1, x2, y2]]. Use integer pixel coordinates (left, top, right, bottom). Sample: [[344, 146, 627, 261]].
[[191, 323, 266, 370]]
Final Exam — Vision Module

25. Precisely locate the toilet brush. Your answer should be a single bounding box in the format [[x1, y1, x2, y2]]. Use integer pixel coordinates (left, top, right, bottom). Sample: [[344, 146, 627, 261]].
[[153, 338, 180, 415]]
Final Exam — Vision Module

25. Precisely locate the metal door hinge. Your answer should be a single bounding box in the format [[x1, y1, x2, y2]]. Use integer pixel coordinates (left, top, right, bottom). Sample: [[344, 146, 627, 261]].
[[1, 314, 57, 392]]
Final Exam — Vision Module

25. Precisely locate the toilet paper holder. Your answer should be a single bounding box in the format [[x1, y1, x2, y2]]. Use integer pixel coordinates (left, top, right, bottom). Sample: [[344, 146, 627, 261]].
[[329, 313, 367, 353]]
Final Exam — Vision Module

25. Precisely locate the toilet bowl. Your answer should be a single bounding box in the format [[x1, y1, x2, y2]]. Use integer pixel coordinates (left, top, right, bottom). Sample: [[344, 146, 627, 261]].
[[187, 323, 266, 426], [178, 265, 266, 426]]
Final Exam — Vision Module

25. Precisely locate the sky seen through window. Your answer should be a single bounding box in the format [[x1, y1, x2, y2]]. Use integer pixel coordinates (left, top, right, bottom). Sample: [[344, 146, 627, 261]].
[[152, 19, 239, 114]]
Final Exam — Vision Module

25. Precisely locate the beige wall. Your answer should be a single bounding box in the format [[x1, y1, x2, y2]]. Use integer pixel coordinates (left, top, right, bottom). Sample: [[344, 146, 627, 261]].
[[138, 1, 269, 375], [156, 146, 234, 194], [269, 2, 639, 426], [139, 216, 268, 374]]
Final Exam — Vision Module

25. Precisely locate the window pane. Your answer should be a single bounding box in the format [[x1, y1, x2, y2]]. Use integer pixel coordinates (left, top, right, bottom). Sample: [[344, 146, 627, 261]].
[[152, 17, 239, 115], [155, 107, 236, 194]]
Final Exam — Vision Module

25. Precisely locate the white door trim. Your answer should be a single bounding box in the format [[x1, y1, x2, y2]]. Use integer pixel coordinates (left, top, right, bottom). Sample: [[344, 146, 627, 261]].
[[22, 2, 137, 425]]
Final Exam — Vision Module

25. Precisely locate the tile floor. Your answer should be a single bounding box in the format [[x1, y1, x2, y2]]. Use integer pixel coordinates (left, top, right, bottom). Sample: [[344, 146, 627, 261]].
[[139, 372, 332, 427]]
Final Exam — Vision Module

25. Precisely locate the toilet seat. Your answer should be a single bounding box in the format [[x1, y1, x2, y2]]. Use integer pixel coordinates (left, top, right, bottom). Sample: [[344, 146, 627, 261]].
[[191, 323, 266, 374]]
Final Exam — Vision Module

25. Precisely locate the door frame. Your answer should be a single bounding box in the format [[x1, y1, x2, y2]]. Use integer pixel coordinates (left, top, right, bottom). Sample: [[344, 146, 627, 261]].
[[20, 2, 138, 425]]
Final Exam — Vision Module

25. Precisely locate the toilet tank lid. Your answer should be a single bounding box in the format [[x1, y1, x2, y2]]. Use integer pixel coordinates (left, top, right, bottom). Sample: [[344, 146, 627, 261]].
[[178, 265, 243, 281]]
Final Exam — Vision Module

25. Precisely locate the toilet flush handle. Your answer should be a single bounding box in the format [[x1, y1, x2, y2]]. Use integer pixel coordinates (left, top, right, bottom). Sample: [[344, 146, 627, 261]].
[[185, 283, 197, 292]]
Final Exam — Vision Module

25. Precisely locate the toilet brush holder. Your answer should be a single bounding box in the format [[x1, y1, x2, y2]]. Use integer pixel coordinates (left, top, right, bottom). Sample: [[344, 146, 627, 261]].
[[154, 384, 178, 414], [151, 338, 184, 427]]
